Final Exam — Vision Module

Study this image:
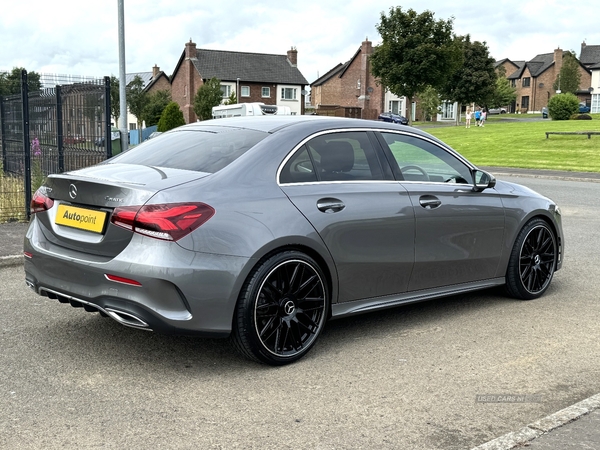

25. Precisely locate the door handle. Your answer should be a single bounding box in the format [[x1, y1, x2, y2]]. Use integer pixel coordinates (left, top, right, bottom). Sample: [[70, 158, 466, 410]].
[[317, 198, 345, 213], [419, 195, 441, 209]]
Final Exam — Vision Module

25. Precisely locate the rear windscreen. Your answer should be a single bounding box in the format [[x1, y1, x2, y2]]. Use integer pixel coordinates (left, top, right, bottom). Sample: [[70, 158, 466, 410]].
[[110, 128, 268, 173]]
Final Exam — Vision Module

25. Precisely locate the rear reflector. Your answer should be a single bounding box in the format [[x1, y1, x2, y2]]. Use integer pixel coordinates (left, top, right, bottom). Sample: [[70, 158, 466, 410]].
[[110, 202, 215, 241], [104, 274, 142, 286]]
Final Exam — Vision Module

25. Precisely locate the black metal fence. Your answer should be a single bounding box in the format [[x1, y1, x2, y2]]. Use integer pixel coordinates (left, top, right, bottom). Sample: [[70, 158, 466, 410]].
[[0, 70, 112, 222]]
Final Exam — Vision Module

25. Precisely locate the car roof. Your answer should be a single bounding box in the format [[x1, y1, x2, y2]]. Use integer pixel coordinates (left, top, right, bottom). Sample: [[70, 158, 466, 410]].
[[176, 115, 417, 135]]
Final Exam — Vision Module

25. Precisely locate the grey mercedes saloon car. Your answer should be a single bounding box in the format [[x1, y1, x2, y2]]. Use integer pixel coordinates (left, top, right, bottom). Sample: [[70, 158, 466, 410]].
[[24, 116, 563, 365]]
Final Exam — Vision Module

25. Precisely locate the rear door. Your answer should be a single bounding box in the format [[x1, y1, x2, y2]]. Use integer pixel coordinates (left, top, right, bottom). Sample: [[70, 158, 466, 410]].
[[279, 130, 415, 303]]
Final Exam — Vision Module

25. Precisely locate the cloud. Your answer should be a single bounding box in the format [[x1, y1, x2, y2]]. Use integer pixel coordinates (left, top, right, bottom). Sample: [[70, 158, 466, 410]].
[[2, 0, 599, 85]]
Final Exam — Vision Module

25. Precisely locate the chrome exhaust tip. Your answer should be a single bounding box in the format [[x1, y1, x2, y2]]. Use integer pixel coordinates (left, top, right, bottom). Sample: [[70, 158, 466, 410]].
[[38, 287, 152, 331]]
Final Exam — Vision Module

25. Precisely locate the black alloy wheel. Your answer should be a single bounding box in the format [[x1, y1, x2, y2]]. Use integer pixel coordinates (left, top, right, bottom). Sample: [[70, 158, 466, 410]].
[[233, 251, 328, 365], [506, 218, 557, 300]]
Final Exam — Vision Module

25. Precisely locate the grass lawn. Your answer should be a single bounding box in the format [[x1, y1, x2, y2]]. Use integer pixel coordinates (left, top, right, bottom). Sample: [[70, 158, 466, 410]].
[[419, 116, 600, 173]]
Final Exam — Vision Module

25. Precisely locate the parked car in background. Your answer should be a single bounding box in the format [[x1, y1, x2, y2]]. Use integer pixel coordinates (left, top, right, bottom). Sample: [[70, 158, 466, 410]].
[[579, 103, 591, 113], [24, 116, 563, 366], [378, 112, 409, 125], [487, 107, 507, 114], [64, 135, 85, 145]]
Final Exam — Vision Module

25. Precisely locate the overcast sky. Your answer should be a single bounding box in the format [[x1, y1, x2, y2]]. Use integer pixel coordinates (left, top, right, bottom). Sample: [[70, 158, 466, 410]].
[[2, 0, 598, 85]]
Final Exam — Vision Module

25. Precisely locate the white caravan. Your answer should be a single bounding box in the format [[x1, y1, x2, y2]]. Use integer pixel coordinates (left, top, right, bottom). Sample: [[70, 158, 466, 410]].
[[212, 103, 292, 119]]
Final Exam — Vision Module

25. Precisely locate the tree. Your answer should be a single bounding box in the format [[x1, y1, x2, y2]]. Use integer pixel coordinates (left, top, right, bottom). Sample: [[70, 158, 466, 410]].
[[441, 36, 497, 115], [371, 7, 462, 123], [193, 77, 223, 120], [418, 86, 441, 121], [157, 101, 185, 132], [225, 91, 237, 105], [553, 51, 582, 95], [126, 75, 147, 143], [0, 67, 42, 96], [489, 65, 517, 109], [547, 93, 579, 120], [109, 75, 120, 126], [142, 90, 171, 127]]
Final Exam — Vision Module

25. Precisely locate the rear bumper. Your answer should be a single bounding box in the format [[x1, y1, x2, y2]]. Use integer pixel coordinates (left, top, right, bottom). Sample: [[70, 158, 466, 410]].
[[24, 222, 251, 337]]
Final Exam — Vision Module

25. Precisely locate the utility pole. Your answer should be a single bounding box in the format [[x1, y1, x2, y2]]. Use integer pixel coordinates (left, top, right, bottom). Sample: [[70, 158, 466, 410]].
[[118, 0, 128, 151]]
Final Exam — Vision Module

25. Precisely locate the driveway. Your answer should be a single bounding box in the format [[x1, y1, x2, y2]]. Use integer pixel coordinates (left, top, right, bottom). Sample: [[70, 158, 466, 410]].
[[1, 174, 599, 449]]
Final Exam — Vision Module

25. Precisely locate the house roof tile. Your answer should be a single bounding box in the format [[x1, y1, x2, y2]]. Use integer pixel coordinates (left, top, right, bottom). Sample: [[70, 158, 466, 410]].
[[580, 45, 600, 66], [125, 72, 153, 88], [191, 49, 308, 85]]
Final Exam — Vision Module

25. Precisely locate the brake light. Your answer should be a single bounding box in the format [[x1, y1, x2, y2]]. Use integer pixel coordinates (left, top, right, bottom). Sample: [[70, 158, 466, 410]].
[[30, 188, 54, 214], [111, 202, 215, 241]]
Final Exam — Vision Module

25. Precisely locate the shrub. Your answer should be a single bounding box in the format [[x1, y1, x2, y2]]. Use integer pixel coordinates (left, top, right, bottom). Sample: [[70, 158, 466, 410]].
[[547, 93, 579, 120], [157, 102, 186, 132], [573, 114, 592, 120]]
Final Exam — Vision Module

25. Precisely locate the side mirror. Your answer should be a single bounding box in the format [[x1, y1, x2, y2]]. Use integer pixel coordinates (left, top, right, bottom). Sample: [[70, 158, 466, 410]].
[[473, 170, 496, 192]]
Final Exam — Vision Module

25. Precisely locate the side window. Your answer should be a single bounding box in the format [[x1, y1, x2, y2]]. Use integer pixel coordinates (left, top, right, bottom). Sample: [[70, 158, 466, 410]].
[[305, 132, 383, 182], [379, 132, 472, 184], [280, 146, 318, 184]]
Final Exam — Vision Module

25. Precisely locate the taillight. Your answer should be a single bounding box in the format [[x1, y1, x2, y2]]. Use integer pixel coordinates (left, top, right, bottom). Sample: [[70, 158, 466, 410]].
[[111, 202, 215, 241], [30, 188, 54, 214]]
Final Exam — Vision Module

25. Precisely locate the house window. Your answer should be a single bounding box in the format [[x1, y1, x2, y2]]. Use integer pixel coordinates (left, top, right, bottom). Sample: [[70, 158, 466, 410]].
[[281, 88, 297, 100], [591, 94, 600, 113], [388, 100, 403, 115], [129, 123, 137, 130], [511, 79, 516, 88], [440, 101, 455, 120], [262, 87, 270, 98], [522, 77, 531, 87], [220, 85, 231, 98], [241, 86, 250, 97], [521, 96, 530, 110]]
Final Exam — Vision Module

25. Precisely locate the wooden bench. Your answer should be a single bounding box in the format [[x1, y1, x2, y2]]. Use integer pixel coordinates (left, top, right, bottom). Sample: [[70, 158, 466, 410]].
[[545, 131, 600, 139]]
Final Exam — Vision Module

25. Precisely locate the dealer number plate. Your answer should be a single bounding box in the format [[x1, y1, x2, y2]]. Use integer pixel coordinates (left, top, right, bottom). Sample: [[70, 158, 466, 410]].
[[55, 204, 107, 234]]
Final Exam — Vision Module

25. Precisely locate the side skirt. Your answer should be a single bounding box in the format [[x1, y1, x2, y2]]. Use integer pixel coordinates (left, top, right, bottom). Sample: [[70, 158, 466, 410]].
[[331, 278, 506, 318]]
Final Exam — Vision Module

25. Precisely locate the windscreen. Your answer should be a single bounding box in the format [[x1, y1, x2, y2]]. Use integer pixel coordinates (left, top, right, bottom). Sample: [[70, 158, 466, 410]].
[[110, 128, 268, 173]]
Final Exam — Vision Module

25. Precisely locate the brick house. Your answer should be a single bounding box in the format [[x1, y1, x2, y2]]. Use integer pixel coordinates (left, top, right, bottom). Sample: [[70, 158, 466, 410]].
[[170, 40, 308, 122], [145, 64, 171, 94], [310, 39, 406, 120], [580, 42, 600, 112], [505, 48, 592, 113]]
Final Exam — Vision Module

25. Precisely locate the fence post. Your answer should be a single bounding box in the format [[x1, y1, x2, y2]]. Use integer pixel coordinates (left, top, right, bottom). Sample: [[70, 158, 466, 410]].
[[22, 69, 32, 220], [0, 97, 6, 175], [56, 85, 64, 173], [104, 76, 112, 158]]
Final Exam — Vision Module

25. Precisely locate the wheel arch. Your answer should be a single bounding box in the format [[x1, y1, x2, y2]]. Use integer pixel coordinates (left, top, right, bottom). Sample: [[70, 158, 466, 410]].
[[510, 211, 562, 270], [234, 241, 338, 327]]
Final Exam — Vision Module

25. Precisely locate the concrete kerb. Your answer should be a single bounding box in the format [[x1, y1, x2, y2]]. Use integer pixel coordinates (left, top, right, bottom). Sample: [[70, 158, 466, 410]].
[[0, 255, 23, 268], [471, 393, 600, 450]]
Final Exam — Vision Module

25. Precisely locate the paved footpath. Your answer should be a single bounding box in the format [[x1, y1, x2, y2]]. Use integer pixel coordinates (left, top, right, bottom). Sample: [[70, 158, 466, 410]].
[[3, 167, 600, 449]]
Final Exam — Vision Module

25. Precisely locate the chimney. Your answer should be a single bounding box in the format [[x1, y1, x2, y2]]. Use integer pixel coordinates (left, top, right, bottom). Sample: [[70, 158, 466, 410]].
[[152, 64, 160, 78], [287, 47, 298, 66], [554, 47, 563, 75], [185, 39, 197, 59], [361, 38, 373, 56]]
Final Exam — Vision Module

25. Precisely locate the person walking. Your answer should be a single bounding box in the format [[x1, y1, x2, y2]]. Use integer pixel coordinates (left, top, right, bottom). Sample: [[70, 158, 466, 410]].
[[480, 109, 487, 127], [465, 108, 472, 128], [474, 108, 481, 126]]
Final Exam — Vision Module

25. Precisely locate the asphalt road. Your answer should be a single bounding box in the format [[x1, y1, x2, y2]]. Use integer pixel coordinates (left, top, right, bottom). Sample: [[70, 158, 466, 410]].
[[1, 175, 599, 449]]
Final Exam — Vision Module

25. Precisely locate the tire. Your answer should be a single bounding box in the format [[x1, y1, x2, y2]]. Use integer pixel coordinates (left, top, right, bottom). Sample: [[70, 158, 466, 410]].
[[505, 218, 557, 300], [232, 251, 329, 365]]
